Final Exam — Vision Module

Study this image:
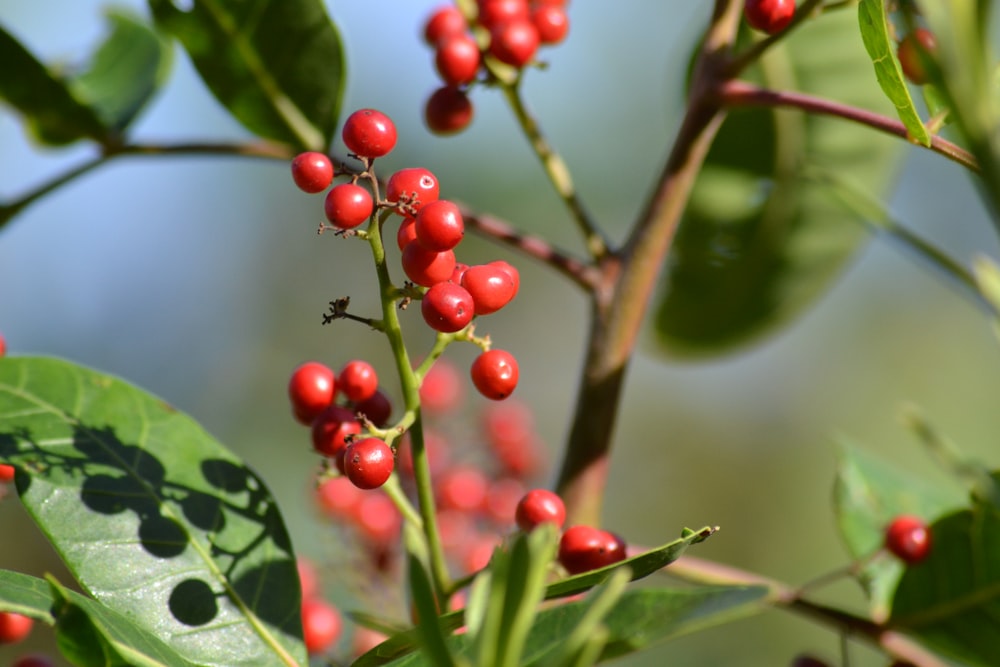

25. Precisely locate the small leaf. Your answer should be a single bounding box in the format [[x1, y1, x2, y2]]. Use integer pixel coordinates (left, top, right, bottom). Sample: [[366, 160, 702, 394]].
[[0, 357, 306, 667], [147, 0, 345, 151], [857, 0, 932, 146]]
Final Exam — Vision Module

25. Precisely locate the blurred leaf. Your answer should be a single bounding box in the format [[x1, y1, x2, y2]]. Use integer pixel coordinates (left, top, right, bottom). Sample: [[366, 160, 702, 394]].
[[407, 555, 459, 667], [0, 23, 108, 145], [832, 442, 966, 619], [0, 570, 198, 667], [539, 567, 629, 667], [857, 0, 931, 146], [147, 0, 345, 151], [70, 9, 173, 134], [0, 357, 306, 667], [890, 506, 1000, 666], [656, 11, 902, 357]]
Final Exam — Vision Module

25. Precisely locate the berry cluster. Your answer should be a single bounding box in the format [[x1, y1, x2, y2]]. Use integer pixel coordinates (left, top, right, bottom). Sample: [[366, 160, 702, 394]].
[[743, 0, 795, 35], [421, 1, 570, 135]]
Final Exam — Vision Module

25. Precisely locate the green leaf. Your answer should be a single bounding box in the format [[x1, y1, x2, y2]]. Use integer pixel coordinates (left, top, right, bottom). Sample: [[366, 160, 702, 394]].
[[0, 357, 306, 667], [147, 0, 345, 151], [407, 555, 459, 667], [656, 11, 902, 357], [539, 567, 630, 667], [0, 569, 198, 667], [889, 505, 1000, 666], [0, 23, 108, 145], [857, 0, 932, 146], [69, 9, 173, 134], [832, 442, 966, 619]]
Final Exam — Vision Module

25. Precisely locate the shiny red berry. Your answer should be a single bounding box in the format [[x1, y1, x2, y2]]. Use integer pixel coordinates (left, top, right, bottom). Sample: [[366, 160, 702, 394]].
[[489, 19, 539, 68], [422, 282, 475, 333], [338, 360, 379, 403], [515, 489, 566, 532], [311, 405, 361, 459], [386, 167, 441, 215], [531, 6, 569, 44], [415, 200, 465, 251], [471, 349, 519, 400], [558, 525, 627, 574], [343, 438, 394, 489], [288, 362, 336, 424], [342, 108, 397, 159], [425, 87, 474, 136], [478, 0, 529, 30], [302, 598, 342, 655], [744, 0, 795, 35], [324, 183, 373, 229], [436, 35, 481, 86], [401, 244, 456, 286], [290, 152, 335, 193], [424, 5, 468, 45], [897, 28, 936, 85], [885, 515, 932, 564], [461, 263, 517, 315], [0, 612, 33, 644]]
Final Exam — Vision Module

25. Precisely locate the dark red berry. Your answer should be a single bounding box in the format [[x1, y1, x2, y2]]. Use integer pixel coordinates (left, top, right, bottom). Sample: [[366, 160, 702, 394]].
[[422, 282, 475, 333], [415, 200, 465, 251], [470, 349, 519, 400], [0, 464, 14, 483], [558, 525, 627, 574], [531, 6, 569, 44], [461, 263, 517, 315], [289, 362, 336, 425], [489, 19, 539, 68], [885, 515, 932, 564], [897, 28, 937, 85], [515, 489, 566, 532], [386, 167, 441, 215], [343, 438, 394, 489], [424, 5, 468, 45], [435, 35, 481, 86], [311, 405, 361, 459], [478, 0, 529, 30], [338, 360, 379, 403], [302, 598, 342, 655], [342, 108, 397, 159], [324, 183, 373, 229], [425, 87, 474, 136], [353, 389, 393, 427], [401, 244, 457, 286], [743, 0, 795, 35], [290, 152, 335, 193], [0, 612, 33, 644]]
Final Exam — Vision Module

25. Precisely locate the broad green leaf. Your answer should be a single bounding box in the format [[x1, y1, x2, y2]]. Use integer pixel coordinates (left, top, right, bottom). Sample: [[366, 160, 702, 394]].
[[147, 0, 345, 151], [0, 357, 306, 667], [857, 0, 931, 146], [656, 11, 902, 356], [832, 442, 966, 620], [0, 570, 198, 667], [889, 506, 1000, 666], [540, 567, 630, 667], [70, 9, 173, 134], [0, 24, 108, 145]]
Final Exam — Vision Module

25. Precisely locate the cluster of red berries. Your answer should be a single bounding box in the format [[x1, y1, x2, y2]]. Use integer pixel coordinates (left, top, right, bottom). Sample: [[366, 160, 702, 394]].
[[884, 514, 932, 564], [420, 0, 570, 135], [896, 28, 936, 85], [744, 0, 795, 35]]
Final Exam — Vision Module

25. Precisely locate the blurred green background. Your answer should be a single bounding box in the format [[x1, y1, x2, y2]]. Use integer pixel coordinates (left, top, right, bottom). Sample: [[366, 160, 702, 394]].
[[1, 1, 998, 665]]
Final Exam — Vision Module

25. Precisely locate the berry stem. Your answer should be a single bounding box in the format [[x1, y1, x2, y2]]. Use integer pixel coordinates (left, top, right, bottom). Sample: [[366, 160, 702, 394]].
[[381, 474, 424, 529]]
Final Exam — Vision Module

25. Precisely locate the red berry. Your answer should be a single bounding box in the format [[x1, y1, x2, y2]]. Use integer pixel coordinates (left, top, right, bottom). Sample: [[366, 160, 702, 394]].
[[0, 612, 33, 645], [897, 28, 937, 85], [424, 5, 468, 45], [558, 525, 627, 574], [435, 35, 481, 86], [450, 262, 470, 284], [489, 19, 539, 68], [461, 263, 517, 315], [353, 388, 393, 427], [288, 362, 336, 425], [415, 200, 465, 251], [425, 87, 474, 136], [402, 244, 457, 286], [311, 405, 361, 459], [342, 108, 397, 159], [462, 535, 500, 574], [0, 333, 5, 357], [531, 6, 569, 44], [355, 491, 402, 544], [489, 260, 520, 296], [422, 282, 475, 333], [397, 217, 418, 250], [0, 464, 14, 483], [515, 488, 566, 531], [482, 399, 543, 477], [743, 0, 795, 35], [885, 515, 932, 564], [470, 349, 519, 400], [290, 152, 334, 193], [484, 477, 525, 525], [343, 438, 394, 490], [324, 183, 373, 229], [338, 360, 379, 403], [386, 168, 441, 215], [297, 556, 320, 601], [315, 474, 363, 519], [419, 358, 464, 413], [302, 598, 342, 655], [478, 0, 529, 30], [437, 465, 489, 512], [12, 656, 56, 667]]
